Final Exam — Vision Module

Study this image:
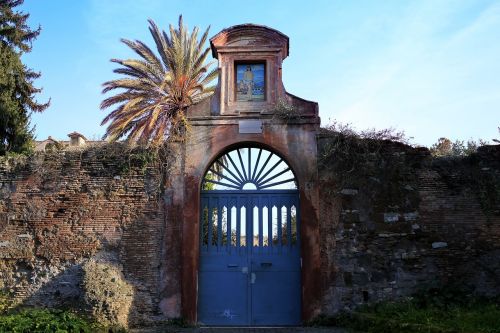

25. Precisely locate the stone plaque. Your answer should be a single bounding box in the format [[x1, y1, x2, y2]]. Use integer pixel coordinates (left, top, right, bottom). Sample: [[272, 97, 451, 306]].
[[239, 120, 262, 134]]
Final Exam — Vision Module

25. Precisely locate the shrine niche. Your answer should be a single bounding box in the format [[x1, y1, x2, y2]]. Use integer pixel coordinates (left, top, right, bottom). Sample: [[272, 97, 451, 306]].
[[187, 24, 318, 118], [208, 24, 294, 115]]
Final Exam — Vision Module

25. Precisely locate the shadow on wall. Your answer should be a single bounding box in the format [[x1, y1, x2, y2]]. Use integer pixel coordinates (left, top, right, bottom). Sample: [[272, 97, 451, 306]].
[[10, 245, 165, 329], [12, 252, 134, 329], [0, 205, 170, 327], [10, 206, 173, 328], [0, 145, 174, 328]]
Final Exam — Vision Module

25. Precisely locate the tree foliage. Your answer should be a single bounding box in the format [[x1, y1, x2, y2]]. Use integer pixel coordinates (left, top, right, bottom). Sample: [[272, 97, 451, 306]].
[[101, 15, 218, 146], [0, 0, 49, 155], [429, 137, 488, 157], [493, 127, 500, 144]]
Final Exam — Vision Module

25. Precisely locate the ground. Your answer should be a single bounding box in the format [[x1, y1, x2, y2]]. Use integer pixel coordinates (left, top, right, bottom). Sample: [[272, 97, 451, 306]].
[[130, 327, 349, 333]]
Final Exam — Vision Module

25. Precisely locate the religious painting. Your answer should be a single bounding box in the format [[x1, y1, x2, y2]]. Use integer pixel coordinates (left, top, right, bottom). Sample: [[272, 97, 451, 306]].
[[236, 63, 265, 101]]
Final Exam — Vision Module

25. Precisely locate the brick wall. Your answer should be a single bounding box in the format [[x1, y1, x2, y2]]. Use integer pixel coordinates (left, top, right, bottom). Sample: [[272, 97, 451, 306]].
[[0, 144, 171, 326], [1, 139, 499, 325], [318, 137, 500, 314]]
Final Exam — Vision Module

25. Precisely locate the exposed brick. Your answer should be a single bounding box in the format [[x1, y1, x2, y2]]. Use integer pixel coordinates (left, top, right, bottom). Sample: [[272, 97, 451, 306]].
[[0, 145, 170, 326], [319, 141, 500, 314]]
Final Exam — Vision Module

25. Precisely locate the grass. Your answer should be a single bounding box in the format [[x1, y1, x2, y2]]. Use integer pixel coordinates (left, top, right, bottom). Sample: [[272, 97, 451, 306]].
[[311, 297, 500, 333], [0, 308, 125, 333]]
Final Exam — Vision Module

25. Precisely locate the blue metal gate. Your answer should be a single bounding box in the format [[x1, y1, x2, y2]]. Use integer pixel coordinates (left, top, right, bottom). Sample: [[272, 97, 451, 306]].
[[198, 148, 301, 326]]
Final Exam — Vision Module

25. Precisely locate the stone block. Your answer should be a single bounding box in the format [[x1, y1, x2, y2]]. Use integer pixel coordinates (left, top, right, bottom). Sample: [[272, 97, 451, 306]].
[[340, 188, 358, 196], [370, 271, 388, 283], [403, 212, 418, 221], [384, 213, 400, 223], [352, 272, 369, 286], [432, 242, 448, 249], [343, 272, 353, 287]]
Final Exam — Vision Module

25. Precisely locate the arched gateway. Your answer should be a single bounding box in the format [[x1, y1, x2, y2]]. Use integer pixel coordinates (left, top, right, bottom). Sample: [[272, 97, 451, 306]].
[[198, 147, 301, 325], [172, 24, 321, 325]]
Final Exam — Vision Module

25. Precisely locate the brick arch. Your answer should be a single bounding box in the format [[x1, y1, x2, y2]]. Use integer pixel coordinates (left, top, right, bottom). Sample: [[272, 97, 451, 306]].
[[179, 126, 321, 323]]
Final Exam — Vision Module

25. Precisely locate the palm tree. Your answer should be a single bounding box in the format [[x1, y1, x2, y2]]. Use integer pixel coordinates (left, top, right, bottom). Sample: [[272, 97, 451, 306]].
[[100, 16, 217, 146]]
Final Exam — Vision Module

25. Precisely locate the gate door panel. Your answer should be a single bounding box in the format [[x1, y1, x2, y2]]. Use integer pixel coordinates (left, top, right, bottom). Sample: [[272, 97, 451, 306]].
[[198, 148, 301, 326], [198, 194, 250, 325], [250, 194, 301, 325]]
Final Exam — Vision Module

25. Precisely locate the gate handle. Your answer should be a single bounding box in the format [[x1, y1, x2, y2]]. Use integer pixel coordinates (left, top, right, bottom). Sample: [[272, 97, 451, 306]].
[[261, 262, 272, 267], [227, 264, 238, 268]]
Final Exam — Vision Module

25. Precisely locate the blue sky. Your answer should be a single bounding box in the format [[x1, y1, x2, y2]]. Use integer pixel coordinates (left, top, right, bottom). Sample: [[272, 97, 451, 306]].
[[21, 0, 500, 146]]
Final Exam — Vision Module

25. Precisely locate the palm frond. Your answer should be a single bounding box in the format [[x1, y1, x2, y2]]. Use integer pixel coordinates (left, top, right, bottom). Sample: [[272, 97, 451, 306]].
[[101, 15, 218, 146], [120, 38, 163, 72]]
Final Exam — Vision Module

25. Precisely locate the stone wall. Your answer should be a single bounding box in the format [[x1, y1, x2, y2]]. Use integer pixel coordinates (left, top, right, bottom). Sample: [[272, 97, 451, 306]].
[[0, 144, 173, 327], [318, 133, 500, 314], [0, 137, 499, 325]]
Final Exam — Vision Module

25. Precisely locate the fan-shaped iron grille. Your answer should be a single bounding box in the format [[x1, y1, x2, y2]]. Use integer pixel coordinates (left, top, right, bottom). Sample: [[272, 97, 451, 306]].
[[202, 147, 297, 191]]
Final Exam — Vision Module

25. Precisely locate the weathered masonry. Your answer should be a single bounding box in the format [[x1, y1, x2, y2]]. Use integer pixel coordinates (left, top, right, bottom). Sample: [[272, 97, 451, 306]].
[[170, 24, 322, 324], [0, 24, 499, 328]]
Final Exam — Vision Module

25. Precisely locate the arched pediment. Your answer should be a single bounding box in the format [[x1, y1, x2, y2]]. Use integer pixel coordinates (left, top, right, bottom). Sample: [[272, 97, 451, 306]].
[[210, 24, 289, 60]]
